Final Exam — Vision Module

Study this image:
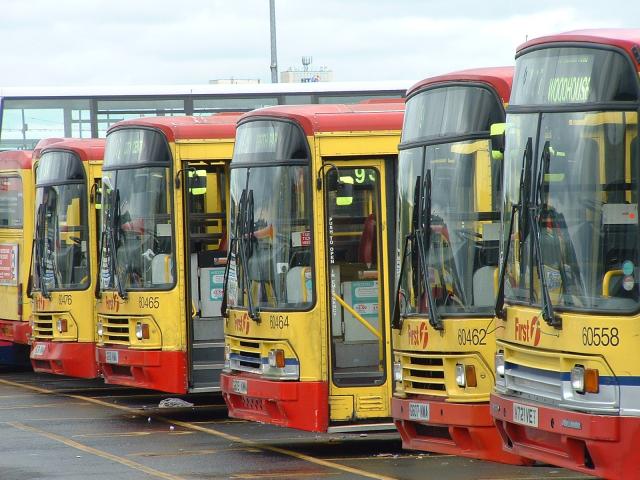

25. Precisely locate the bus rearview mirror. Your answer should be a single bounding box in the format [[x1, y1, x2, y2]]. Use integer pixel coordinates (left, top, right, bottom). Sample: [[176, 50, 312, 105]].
[[490, 123, 506, 161]]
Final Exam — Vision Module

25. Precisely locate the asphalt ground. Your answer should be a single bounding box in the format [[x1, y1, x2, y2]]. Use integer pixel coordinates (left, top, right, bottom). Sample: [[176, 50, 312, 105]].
[[0, 366, 597, 480]]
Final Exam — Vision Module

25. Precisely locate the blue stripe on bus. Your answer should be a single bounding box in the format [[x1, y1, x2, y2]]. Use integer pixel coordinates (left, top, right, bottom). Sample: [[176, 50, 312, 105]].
[[506, 362, 640, 386], [229, 353, 299, 366]]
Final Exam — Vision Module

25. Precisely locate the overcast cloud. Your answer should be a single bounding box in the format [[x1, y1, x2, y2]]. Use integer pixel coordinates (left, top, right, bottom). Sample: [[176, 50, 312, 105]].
[[1, 0, 638, 87]]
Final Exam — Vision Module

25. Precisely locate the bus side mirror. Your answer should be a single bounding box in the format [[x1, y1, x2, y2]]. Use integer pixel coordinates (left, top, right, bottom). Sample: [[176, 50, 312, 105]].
[[336, 176, 354, 206], [490, 123, 506, 161]]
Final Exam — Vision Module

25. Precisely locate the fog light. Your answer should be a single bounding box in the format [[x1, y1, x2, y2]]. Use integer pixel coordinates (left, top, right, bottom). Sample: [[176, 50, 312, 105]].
[[135, 322, 149, 340], [97, 320, 103, 337], [393, 361, 403, 382], [495, 351, 505, 377], [455, 363, 466, 387], [268, 349, 285, 368], [56, 318, 68, 333]]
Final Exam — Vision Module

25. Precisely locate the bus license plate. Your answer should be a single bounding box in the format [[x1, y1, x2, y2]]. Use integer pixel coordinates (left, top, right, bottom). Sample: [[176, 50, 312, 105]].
[[408, 402, 430, 421], [232, 379, 247, 395], [105, 350, 119, 364], [513, 403, 538, 427], [31, 343, 46, 357]]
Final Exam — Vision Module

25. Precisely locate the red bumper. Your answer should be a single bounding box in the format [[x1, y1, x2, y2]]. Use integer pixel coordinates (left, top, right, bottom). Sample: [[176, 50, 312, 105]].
[[491, 393, 640, 478], [221, 372, 329, 432], [0, 320, 31, 345], [96, 346, 187, 394], [30, 341, 98, 378], [392, 396, 530, 465]]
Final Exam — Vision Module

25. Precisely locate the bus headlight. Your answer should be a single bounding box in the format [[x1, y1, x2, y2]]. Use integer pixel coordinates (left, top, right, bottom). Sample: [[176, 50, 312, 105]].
[[224, 344, 231, 370], [455, 363, 466, 387], [97, 320, 103, 337], [135, 322, 150, 340], [571, 365, 599, 394], [495, 352, 505, 377], [268, 349, 285, 368], [262, 348, 298, 380], [393, 361, 403, 382]]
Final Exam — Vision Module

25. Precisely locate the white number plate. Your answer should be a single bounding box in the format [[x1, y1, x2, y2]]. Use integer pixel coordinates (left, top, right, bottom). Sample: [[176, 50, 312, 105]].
[[105, 350, 119, 364], [232, 379, 248, 395], [513, 402, 538, 427], [31, 343, 46, 357], [408, 402, 430, 421]]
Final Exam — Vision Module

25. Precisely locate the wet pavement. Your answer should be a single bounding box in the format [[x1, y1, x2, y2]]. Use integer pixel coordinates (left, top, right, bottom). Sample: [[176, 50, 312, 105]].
[[0, 366, 596, 480]]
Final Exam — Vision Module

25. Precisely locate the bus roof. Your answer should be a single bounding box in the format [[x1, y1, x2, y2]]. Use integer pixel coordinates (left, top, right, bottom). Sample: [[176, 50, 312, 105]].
[[33, 137, 68, 159], [0, 149, 33, 170], [238, 103, 405, 136], [40, 138, 105, 162], [0, 81, 412, 99], [107, 113, 242, 142], [407, 66, 513, 103], [517, 29, 640, 61]]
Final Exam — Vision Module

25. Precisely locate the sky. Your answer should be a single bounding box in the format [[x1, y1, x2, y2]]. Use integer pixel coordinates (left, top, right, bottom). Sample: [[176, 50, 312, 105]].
[[1, 0, 639, 87]]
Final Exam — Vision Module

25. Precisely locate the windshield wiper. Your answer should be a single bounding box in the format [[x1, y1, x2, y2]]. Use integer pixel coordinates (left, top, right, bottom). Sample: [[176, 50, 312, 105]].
[[222, 173, 260, 323], [531, 141, 560, 327], [494, 139, 560, 327], [393, 171, 443, 330], [495, 138, 533, 318], [103, 188, 127, 300], [34, 203, 51, 299]]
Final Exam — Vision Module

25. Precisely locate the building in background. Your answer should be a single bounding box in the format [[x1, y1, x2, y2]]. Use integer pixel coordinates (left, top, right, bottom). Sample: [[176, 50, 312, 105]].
[[280, 57, 333, 83]]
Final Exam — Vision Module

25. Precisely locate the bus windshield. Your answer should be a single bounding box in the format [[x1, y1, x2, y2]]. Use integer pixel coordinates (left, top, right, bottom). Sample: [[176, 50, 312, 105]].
[[397, 140, 500, 316], [503, 110, 639, 312], [100, 129, 174, 292], [227, 120, 313, 311], [396, 85, 503, 318], [501, 46, 640, 314], [33, 151, 88, 291]]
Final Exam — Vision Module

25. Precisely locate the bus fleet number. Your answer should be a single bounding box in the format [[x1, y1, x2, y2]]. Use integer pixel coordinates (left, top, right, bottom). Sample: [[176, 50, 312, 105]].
[[138, 296, 160, 309], [58, 294, 72, 306], [269, 315, 289, 329], [582, 327, 619, 347], [457, 328, 487, 346]]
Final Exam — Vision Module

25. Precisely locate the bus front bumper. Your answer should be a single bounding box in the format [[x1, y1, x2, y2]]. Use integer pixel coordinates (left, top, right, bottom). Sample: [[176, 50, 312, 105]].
[[392, 396, 529, 465], [221, 372, 329, 432], [0, 319, 31, 344], [96, 346, 187, 394], [491, 393, 640, 478], [31, 341, 98, 378]]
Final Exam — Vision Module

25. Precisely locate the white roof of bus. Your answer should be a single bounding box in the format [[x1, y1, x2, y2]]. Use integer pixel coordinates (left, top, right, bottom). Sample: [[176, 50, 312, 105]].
[[0, 81, 412, 98]]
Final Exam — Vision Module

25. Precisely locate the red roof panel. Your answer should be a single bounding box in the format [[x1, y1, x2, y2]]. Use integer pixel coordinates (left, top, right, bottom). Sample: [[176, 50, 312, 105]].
[[0, 150, 33, 170], [40, 138, 105, 162], [407, 66, 513, 103], [107, 113, 242, 142], [239, 103, 404, 136], [517, 29, 640, 63]]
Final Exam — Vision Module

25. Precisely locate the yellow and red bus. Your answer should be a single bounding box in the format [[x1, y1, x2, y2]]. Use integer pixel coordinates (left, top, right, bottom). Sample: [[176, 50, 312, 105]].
[[490, 29, 640, 478], [0, 149, 34, 365], [96, 114, 241, 393], [221, 103, 403, 432], [29, 139, 104, 378], [390, 67, 528, 464]]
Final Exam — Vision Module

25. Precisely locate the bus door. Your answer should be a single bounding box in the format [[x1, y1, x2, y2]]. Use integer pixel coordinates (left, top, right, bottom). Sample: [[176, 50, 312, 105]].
[[184, 162, 227, 392], [324, 160, 390, 424]]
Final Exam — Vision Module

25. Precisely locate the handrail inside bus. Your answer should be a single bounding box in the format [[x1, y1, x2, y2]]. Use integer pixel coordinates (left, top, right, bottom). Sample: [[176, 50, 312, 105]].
[[331, 292, 382, 340]]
